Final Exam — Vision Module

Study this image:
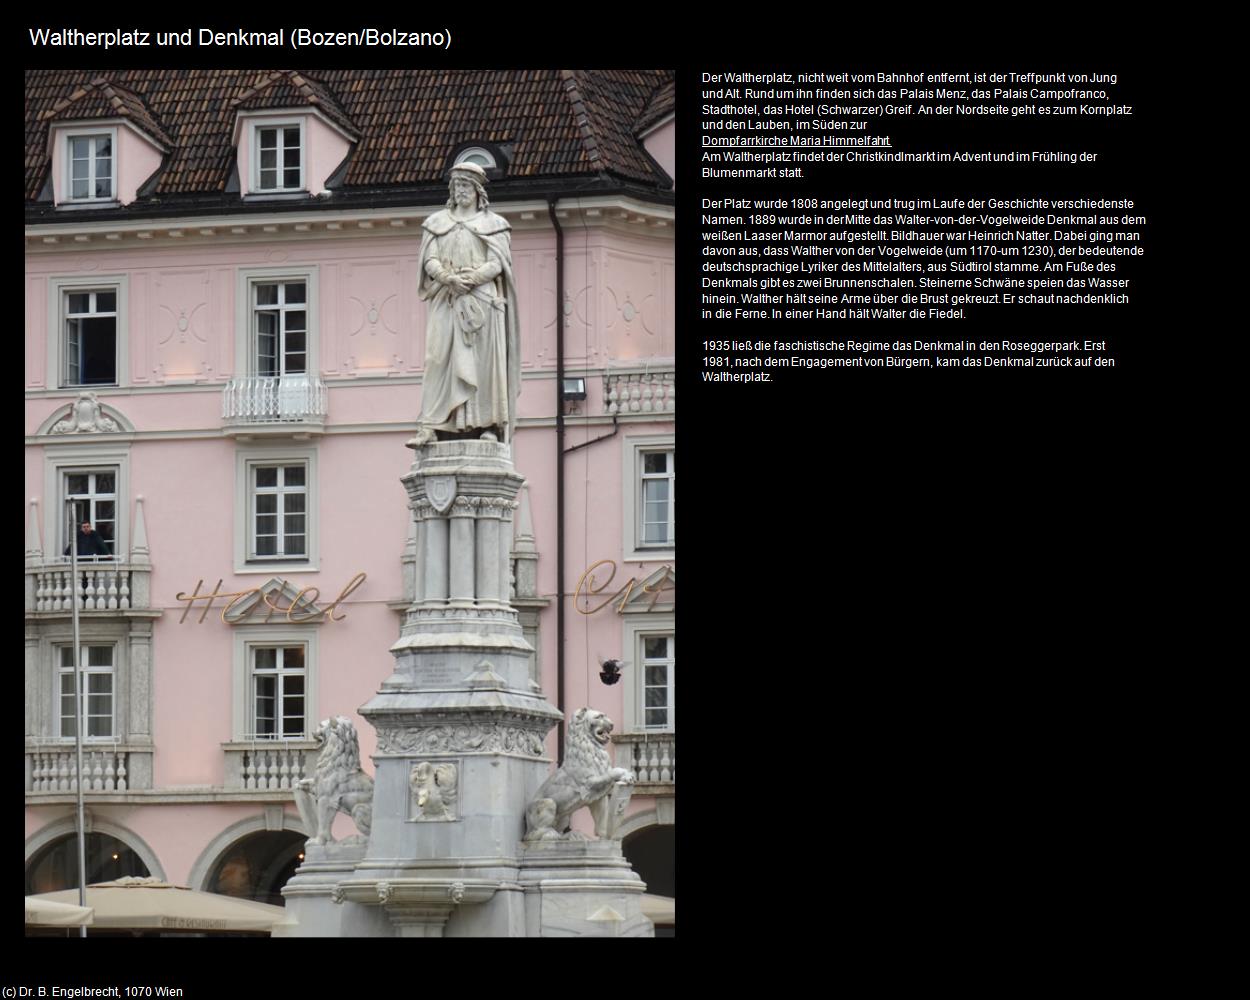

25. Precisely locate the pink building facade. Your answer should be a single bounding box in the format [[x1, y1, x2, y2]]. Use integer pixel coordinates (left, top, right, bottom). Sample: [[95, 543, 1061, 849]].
[[24, 70, 675, 914]]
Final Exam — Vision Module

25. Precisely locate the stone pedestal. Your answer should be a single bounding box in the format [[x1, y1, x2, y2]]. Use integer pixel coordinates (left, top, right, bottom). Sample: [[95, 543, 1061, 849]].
[[283, 440, 647, 936], [276, 843, 390, 938], [347, 441, 563, 936], [519, 840, 653, 937]]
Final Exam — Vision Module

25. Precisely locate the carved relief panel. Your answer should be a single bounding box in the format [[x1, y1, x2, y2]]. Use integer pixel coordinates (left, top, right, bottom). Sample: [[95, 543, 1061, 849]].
[[602, 245, 674, 360], [151, 269, 214, 382], [535, 248, 599, 367], [336, 258, 408, 374], [511, 247, 554, 369], [409, 760, 459, 822]]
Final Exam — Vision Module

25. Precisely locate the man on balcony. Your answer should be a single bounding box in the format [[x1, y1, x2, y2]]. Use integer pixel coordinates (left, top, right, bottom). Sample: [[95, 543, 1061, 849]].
[[64, 521, 111, 560]]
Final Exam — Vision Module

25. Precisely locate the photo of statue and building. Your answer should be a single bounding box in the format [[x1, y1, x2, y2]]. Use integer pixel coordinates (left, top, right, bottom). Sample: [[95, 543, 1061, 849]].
[[24, 69, 675, 936]]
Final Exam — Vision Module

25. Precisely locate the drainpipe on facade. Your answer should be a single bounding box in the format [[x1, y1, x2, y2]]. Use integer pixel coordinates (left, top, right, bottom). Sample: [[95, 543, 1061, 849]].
[[548, 198, 566, 765], [562, 415, 619, 455]]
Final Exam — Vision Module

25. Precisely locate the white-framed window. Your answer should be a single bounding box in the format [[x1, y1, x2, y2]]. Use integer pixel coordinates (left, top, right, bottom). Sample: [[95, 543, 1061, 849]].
[[621, 435, 676, 560], [27, 624, 150, 768], [42, 445, 130, 563], [231, 629, 318, 742], [62, 289, 118, 386], [620, 614, 675, 734], [235, 267, 318, 378], [639, 450, 675, 547], [58, 644, 115, 740], [64, 131, 117, 203], [250, 462, 307, 560], [251, 120, 304, 193], [46, 276, 128, 390], [61, 467, 118, 559], [234, 445, 318, 573], [250, 645, 307, 739], [640, 633, 675, 730], [252, 280, 307, 376], [454, 146, 497, 170]]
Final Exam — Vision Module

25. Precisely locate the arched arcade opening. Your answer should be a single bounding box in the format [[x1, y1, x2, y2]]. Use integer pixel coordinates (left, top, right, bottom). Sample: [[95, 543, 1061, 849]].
[[25, 832, 150, 894], [203, 829, 306, 906]]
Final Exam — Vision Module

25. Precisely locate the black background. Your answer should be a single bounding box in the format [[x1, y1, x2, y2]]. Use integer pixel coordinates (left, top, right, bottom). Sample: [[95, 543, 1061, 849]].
[[676, 34, 1188, 959]]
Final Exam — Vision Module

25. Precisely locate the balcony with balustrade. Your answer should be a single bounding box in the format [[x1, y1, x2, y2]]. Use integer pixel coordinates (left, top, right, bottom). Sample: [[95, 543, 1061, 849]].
[[604, 365, 675, 417], [25, 496, 157, 620], [220, 738, 319, 793], [25, 559, 152, 616], [24, 738, 318, 802], [25, 742, 144, 794], [23, 739, 322, 802], [222, 374, 327, 437], [612, 732, 675, 795]]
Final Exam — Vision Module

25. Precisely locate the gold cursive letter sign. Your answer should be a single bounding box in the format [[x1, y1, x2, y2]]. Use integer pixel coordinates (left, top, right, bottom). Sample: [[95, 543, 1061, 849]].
[[573, 561, 673, 615], [175, 572, 367, 624]]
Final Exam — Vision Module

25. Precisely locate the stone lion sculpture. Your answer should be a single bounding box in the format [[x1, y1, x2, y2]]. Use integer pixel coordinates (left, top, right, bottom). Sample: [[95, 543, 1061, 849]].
[[294, 716, 374, 846], [524, 708, 634, 842]]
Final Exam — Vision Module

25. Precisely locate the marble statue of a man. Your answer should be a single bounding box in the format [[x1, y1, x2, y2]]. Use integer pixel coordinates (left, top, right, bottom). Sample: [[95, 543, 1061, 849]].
[[408, 162, 520, 447]]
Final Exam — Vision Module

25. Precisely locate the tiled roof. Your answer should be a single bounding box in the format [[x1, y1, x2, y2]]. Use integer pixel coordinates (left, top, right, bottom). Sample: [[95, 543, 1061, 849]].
[[25, 69, 674, 205], [636, 78, 676, 134], [229, 70, 360, 139], [36, 77, 174, 149], [565, 71, 675, 179]]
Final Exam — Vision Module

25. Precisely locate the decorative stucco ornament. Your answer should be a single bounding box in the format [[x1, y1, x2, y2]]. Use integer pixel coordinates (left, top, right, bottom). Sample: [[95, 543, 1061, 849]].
[[374, 723, 545, 757], [51, 392, 120, 434], [293, 716, 375, 846], [523, 708, 635, 842], [407, 162, 520, 448]]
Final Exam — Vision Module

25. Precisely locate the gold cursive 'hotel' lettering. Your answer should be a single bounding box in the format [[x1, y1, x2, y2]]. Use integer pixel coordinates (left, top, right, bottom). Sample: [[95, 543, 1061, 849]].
[[574, 561, 673, 615], [175, 572, 367, 624]]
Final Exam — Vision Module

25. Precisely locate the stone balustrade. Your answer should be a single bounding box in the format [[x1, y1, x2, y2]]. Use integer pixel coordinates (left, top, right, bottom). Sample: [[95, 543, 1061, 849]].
[[25, 741, 310, 797], [221, 740, 318, 792], [611, 732, 675, 790], [604, 369, 675, 415], [26, 745, 133, 792], [27, 561, 149, 613], [223, 374, 327, 429]]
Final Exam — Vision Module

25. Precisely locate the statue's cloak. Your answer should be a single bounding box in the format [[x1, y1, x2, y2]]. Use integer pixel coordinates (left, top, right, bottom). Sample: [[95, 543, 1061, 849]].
[[419, 208, 521, 437]]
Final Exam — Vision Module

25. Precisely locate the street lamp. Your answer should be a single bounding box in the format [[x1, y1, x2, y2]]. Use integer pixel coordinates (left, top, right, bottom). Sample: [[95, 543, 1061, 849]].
[[65, 497, 88, 937]]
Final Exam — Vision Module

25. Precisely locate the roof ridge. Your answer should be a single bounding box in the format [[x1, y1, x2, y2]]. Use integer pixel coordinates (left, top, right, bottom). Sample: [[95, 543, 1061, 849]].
[[92, 78, 138, 120], [228, 69, 358, 138], [635, 76, 676, 134], [39, 84, 94, 121], [228, 70, 286, 108], [37, 77, 173, 148], [560, 69, 603, 170]]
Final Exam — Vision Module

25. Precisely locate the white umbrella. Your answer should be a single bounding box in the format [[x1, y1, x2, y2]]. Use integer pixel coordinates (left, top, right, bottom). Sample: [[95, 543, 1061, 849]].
[[27, 876, 288, 933], [25, 896, 94, 927], [640, 893, 675, 925]]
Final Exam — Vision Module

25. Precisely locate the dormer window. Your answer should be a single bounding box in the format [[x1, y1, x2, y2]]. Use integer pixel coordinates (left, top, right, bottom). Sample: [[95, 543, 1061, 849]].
[[252, 120, 304, 193], [454, 147, 497, 170], [232, 94, 356, 199], [66, 131, 116, 202], [42, 81, 169, 207]]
